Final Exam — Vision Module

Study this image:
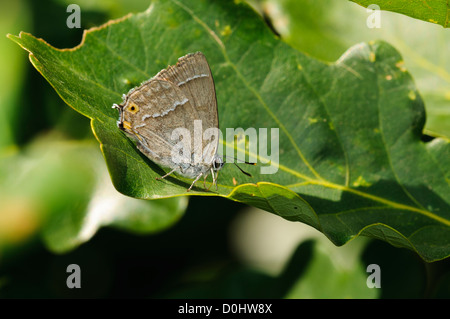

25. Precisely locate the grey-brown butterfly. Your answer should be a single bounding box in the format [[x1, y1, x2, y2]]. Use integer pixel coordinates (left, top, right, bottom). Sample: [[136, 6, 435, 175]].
[[113, 52, 224, 192]]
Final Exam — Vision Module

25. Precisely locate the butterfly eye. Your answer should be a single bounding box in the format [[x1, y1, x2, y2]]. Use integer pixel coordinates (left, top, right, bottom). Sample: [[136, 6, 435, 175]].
[[128, 103, 139, 114], [213, 157, 224, 170]]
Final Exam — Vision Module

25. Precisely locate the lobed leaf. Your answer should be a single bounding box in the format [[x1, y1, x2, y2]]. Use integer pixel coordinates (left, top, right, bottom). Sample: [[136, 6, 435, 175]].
[[9, 0, 450, 261]]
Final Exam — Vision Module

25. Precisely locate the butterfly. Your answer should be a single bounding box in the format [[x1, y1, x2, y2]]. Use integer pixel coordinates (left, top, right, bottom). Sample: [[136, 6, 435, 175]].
[[113, 52, 223, 192]]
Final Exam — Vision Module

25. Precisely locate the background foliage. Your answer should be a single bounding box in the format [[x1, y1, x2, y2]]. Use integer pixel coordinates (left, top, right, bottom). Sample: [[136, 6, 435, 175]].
[[1, 0, 449, 298]]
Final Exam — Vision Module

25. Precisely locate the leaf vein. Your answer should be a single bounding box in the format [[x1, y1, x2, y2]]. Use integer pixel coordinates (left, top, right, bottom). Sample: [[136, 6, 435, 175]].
[[90, 33, 151, 79], [372, 47, 427, 211]]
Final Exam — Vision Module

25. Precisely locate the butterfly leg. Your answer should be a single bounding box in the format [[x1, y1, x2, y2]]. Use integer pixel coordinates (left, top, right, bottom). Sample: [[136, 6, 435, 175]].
[[187, 173, 203, 192], [213, 169, 219, 191], [206, 167, 219, 191], [206, 168, 214, 191], [156, 168, 177, 180]]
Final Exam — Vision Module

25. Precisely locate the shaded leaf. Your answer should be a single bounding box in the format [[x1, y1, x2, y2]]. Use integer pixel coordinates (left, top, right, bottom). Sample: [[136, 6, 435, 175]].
[[361, 239, 427, 298]]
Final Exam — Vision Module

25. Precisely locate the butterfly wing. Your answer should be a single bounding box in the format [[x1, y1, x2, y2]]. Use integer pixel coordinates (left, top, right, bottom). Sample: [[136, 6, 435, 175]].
[[118, 52, 219, 177], [155, 52, 219, 165]]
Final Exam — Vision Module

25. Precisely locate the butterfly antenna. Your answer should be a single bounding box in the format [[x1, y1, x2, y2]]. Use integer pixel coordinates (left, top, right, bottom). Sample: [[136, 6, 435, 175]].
[[224, 156, 255, 177], [233, 163, 252, 177]]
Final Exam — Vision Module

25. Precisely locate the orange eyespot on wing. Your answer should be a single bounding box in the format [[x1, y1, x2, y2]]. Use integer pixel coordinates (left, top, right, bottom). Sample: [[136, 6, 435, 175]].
[[128, 102, 139, 114]]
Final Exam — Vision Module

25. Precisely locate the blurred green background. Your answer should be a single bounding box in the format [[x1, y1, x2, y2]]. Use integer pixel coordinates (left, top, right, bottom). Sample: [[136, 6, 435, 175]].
[[0, 0, 449, 298]]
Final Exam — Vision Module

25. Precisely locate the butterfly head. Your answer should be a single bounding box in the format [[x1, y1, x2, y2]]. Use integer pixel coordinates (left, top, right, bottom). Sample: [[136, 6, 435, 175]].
[[113, 96, 142, 134], [212, 155, 224, 171]]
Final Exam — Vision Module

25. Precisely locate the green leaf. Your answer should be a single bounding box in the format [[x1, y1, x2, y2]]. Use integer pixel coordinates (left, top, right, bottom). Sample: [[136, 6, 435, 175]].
[[350, 0, 450, 28], [8, 0, 450, 261], [257, 0, 450, 137]]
